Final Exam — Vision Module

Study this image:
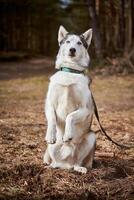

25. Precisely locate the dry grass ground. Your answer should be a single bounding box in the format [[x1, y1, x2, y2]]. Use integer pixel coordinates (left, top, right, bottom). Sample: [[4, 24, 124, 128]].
[[0, 58, 134, 200]]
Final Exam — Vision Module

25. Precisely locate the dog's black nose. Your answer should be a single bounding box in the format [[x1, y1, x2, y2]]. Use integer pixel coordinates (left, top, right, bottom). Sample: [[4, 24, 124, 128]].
[[69, 48, 76, 54]]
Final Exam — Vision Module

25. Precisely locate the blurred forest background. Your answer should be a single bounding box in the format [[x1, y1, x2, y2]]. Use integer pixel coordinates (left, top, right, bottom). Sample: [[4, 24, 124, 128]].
[[0, 0, 134, 72]]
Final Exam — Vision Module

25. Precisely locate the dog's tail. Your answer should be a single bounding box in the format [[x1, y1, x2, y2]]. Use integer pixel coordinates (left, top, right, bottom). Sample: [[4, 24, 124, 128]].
[[60, 143, 75, 160]]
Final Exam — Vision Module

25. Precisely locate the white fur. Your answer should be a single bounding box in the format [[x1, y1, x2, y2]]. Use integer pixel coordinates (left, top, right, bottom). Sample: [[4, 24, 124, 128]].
[[44, 26, 96, 173], [56, 26, 92, 70], [58, 25, 68, 44], [82, 29, 92, 47]]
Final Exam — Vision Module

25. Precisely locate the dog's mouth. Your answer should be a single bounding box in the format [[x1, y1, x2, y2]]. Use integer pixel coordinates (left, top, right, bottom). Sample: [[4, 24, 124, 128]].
[[69, 52, 76, 57]]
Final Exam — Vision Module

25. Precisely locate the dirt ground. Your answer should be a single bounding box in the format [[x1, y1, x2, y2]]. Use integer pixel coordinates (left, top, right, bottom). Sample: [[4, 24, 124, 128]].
[[0, 58, 134, 200]]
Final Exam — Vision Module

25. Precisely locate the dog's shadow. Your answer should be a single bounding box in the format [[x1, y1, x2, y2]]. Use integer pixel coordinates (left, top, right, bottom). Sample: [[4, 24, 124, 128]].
[[92, 156, 134, 181]]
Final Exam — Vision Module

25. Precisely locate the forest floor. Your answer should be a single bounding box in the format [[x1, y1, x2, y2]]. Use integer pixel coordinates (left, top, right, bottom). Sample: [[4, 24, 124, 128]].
[[0, 58, 134, 200]]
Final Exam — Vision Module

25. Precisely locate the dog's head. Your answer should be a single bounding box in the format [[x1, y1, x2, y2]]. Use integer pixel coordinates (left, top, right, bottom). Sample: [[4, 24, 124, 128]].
[[56, 25, 92, 71]]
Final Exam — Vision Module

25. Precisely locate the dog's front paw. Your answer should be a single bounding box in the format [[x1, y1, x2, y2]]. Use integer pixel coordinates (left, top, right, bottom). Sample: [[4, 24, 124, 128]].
[[45, 133, 56, 144], [45, 126, 56, 144], [63, 134, 72, 143], [45, 137, 56, 144]]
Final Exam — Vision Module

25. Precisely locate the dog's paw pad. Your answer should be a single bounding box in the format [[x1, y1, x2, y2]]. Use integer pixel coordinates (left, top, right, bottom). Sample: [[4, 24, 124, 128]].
[[45, 136, 56, 144], [68, 138, 72, 141], [63, 135, 73, 143], [45, 140, 56, 144], [74, 166, 87, 174], [47, 141, 56, 144]]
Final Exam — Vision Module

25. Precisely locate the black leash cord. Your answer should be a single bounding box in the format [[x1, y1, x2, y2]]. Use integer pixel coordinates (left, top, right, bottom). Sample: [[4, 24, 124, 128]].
[[91, 94, 134, 149]]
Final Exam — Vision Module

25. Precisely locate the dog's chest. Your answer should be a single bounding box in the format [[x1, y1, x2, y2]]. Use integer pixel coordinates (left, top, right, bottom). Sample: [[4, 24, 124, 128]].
[[49, 72, 91, 121], [56, 84, 81, 117]]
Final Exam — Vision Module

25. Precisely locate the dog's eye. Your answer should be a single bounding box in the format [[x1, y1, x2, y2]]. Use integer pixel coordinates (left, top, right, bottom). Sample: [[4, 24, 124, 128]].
[[77, 41, 82, 45], [66, 40, 70, 43]]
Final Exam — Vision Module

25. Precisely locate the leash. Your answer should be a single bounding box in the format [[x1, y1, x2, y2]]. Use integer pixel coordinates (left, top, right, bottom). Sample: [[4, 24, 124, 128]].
[[91, 93, 134, 149]]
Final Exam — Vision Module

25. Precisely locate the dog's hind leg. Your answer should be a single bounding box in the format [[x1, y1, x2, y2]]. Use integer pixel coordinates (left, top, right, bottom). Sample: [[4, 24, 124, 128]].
[[84, 140, 96, 169], [82, 132, 96, 169], [47, 143, 62, 168], [46, 143, 73, 170], [43, 147, 51, 165], [73, 132, 96, 173]]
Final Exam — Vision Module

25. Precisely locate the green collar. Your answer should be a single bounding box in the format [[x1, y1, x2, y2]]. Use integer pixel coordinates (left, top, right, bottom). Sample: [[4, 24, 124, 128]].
[[60, 67, 84, 74]]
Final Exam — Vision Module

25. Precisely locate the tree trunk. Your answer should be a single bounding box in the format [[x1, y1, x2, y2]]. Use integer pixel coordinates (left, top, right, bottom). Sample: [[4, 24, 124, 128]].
[[87, 0, 102, 58], [128, 0, 132, 49], [120, 0, 125, 50], [131, 0, 134, 46]]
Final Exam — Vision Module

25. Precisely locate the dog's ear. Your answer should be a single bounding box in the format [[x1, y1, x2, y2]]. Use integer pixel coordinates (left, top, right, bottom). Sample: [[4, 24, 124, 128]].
[[82, 29, 92, 47], [58, 25, 68, 44]]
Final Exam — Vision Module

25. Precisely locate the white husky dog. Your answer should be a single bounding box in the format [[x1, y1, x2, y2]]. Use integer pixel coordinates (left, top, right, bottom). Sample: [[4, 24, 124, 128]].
[[43, 25, 96, 173]]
